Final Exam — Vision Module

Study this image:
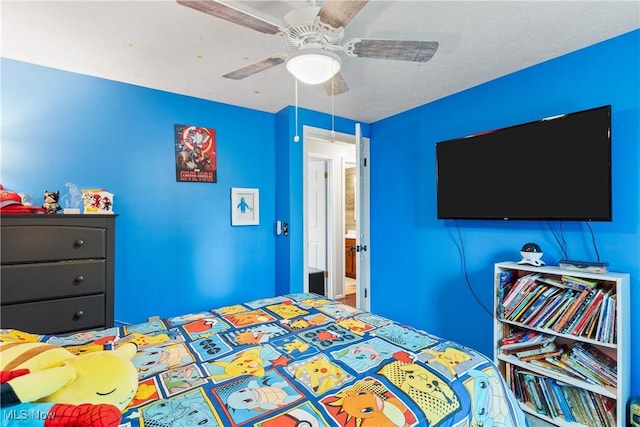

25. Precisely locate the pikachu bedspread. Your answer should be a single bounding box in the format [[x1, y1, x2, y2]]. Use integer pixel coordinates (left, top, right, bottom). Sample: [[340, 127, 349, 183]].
[[1, 293, 528, 426]]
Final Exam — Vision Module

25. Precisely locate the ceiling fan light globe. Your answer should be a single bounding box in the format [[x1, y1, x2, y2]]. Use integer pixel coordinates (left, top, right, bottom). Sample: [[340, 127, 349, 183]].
[[286, 49, 341, 85]]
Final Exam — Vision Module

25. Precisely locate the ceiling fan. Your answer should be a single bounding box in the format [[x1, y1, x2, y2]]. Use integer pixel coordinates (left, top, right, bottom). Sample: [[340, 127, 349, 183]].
[[176, 0, 439, 96]]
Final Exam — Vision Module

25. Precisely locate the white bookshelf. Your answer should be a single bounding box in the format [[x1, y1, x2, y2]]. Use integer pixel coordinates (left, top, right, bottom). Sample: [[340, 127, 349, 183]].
[[493, 262, 630, 426]]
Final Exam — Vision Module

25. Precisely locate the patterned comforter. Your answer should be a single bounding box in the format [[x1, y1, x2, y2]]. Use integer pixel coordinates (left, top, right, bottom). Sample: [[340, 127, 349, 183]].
[[1, 293, 529, 426]]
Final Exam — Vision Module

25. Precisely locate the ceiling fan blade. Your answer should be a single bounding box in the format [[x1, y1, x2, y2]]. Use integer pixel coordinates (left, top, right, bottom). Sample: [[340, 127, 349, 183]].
[[344, 39, 439, 62], [317, 0, 368, 29], [222, 55, 286, 80], [177, 0, 283, 35], [323, 72, 349, 96]]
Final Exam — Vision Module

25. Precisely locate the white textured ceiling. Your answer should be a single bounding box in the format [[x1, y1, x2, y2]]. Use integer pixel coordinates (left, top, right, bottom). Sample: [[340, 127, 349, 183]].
[[2, 1, 639, 123]]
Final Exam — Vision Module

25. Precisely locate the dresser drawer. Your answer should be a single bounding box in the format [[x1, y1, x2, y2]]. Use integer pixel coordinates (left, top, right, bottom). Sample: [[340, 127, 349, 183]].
[[1, 225, 106, 263], [0, 295, 106, 334], [1, 260, 106, 303]]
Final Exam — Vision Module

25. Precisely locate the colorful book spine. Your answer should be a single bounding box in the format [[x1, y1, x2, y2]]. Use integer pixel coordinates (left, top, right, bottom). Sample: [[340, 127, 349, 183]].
[[561, 275, 598, 290], [562, 289, 596, 334], [510, 284, 546, 322], [502, 273, 536, 310], [503, 275, 540, 317], [549, 379, 574, 423], [553, 288, 589, 332], [521, 286, 558, 325], [527, 293, 562, 328], [571, 290, 604, 335], [542, 293, 574, 329]]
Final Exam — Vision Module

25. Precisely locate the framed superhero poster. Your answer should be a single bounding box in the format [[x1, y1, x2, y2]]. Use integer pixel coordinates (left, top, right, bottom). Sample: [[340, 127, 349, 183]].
[[174, 124, 217, 183]]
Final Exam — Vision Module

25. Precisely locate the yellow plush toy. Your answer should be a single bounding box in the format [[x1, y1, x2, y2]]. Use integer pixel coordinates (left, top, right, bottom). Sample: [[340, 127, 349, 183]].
[[0, 341, 138, 427]]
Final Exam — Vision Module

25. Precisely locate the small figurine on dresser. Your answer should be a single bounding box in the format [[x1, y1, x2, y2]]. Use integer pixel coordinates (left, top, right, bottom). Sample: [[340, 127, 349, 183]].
[[42, 190, 61, 214]]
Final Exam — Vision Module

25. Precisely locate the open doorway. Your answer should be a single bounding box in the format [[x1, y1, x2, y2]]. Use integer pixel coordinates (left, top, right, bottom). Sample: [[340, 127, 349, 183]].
[[343, 163, 357, 307], [302, 125, 369, 309]]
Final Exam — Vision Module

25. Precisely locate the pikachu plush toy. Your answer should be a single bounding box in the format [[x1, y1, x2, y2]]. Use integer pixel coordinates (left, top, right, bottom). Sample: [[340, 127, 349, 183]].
[[0, 341, 138, 427]]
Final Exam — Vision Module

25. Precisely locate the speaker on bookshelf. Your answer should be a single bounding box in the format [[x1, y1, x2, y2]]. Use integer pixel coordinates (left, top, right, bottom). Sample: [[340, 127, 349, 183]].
[[517, 242, 545, 267]]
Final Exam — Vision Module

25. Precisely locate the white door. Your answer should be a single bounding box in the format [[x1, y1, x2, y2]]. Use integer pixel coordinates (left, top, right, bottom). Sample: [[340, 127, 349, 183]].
[[307, 159, 327, 271], [355, 123, 371, 311]]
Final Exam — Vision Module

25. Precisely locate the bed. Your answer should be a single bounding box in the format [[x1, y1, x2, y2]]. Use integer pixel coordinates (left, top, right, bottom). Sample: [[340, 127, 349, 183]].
[[1, 293, 529, 426]]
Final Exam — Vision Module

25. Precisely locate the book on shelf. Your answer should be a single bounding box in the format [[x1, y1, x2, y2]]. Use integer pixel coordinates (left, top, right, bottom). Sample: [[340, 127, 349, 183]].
[[559, 385, 578, 423], [498, 270, 512, 290], [519, 346, 564, 362], [573, 342, 617, 373], [531, 295, 563, 328], [500, 329, 537, 346], [580, 389, 603, 426], [548, 378, 573, 422], [513, 340, 556, 358], [527, 293, 562, 327], [520, 286, 560, 325], [545, 355, 590, 382], [587, 392, 608, 427], [511, 365, 524, 401], [595, 293, 616, 343], [593, 393, 616, 427], [553, 288, 590, 332], [603, 296, 615, 343], [526, 358, 560, 374], [564, 387, 591, 425], [606, 295, 617, 343], [595, 294, 608, 340], [497, 270, 512, 316], [500, 331, 554, 353], [585, 304, 601, 339], [504, 279, 541, 318], [509, 284, 547, 322], [569, 343, 617, 387], [523, 372, 550, 415], [508, 363, 619, 426], [561, 289, 596, 334], [502, 274, 540, 316], [541, 293, 575, 329], [502, 273, 538, 305], [570, 289, 604, 335], [537, 276, 568, 289], [561, 275, 599, 291], [559, 354, 603, 386], [537, 375, 559, 418]]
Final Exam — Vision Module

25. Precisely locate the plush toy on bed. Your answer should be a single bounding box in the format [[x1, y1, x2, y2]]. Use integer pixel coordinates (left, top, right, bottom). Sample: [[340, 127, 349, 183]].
[[0, 341, 138, 427]]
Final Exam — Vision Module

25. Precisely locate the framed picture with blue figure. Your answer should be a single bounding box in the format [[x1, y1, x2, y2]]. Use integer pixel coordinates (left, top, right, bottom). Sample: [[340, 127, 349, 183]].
[[231, 187, 259, 226]]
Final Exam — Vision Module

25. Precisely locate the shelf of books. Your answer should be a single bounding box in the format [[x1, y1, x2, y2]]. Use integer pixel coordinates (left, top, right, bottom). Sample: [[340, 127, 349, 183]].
[[493, 262, 630, 427]]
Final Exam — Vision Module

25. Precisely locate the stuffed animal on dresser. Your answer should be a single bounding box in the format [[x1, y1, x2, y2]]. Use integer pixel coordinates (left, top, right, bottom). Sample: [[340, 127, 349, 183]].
[[42, 190, 61, 214]]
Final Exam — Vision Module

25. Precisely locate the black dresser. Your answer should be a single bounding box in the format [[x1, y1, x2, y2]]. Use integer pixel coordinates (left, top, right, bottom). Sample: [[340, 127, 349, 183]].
[[1, 214, 115, 334]]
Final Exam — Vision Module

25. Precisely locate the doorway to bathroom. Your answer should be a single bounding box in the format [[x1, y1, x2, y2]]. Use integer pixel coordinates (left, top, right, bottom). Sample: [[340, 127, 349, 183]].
[[303, 124, 370, 310]]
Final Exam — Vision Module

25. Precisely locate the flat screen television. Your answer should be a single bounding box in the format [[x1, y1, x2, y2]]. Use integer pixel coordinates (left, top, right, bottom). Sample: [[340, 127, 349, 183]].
[[435, 105, 612, 221]]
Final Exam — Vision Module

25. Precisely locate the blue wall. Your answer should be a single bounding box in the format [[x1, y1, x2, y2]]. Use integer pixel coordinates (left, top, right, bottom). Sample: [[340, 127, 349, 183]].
[[369, 30, 640, 395], [1, 59, 278, 323]]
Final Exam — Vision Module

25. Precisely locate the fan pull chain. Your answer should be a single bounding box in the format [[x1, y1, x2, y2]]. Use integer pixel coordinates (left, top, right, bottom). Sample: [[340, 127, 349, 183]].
[[294, 78, 300, 143], [331, 73, 335, 138]]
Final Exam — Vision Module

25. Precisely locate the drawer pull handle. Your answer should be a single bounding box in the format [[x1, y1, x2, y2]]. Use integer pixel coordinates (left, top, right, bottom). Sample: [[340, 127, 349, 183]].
[[74, 275, 85, 284], [73, 239, 85, 248], [73, 310, 84, 319]]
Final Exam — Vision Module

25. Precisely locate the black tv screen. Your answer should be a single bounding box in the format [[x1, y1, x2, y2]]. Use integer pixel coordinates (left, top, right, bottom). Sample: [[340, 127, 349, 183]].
[[436, 105, 612, 221]]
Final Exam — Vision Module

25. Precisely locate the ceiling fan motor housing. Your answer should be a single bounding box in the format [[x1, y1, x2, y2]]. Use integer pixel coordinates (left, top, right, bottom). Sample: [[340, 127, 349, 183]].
[[284, 6, 344, 50]]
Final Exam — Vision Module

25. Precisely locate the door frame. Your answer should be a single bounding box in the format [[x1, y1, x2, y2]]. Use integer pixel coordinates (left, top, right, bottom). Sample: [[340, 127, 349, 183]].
[[302, 125, 370, 307]]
